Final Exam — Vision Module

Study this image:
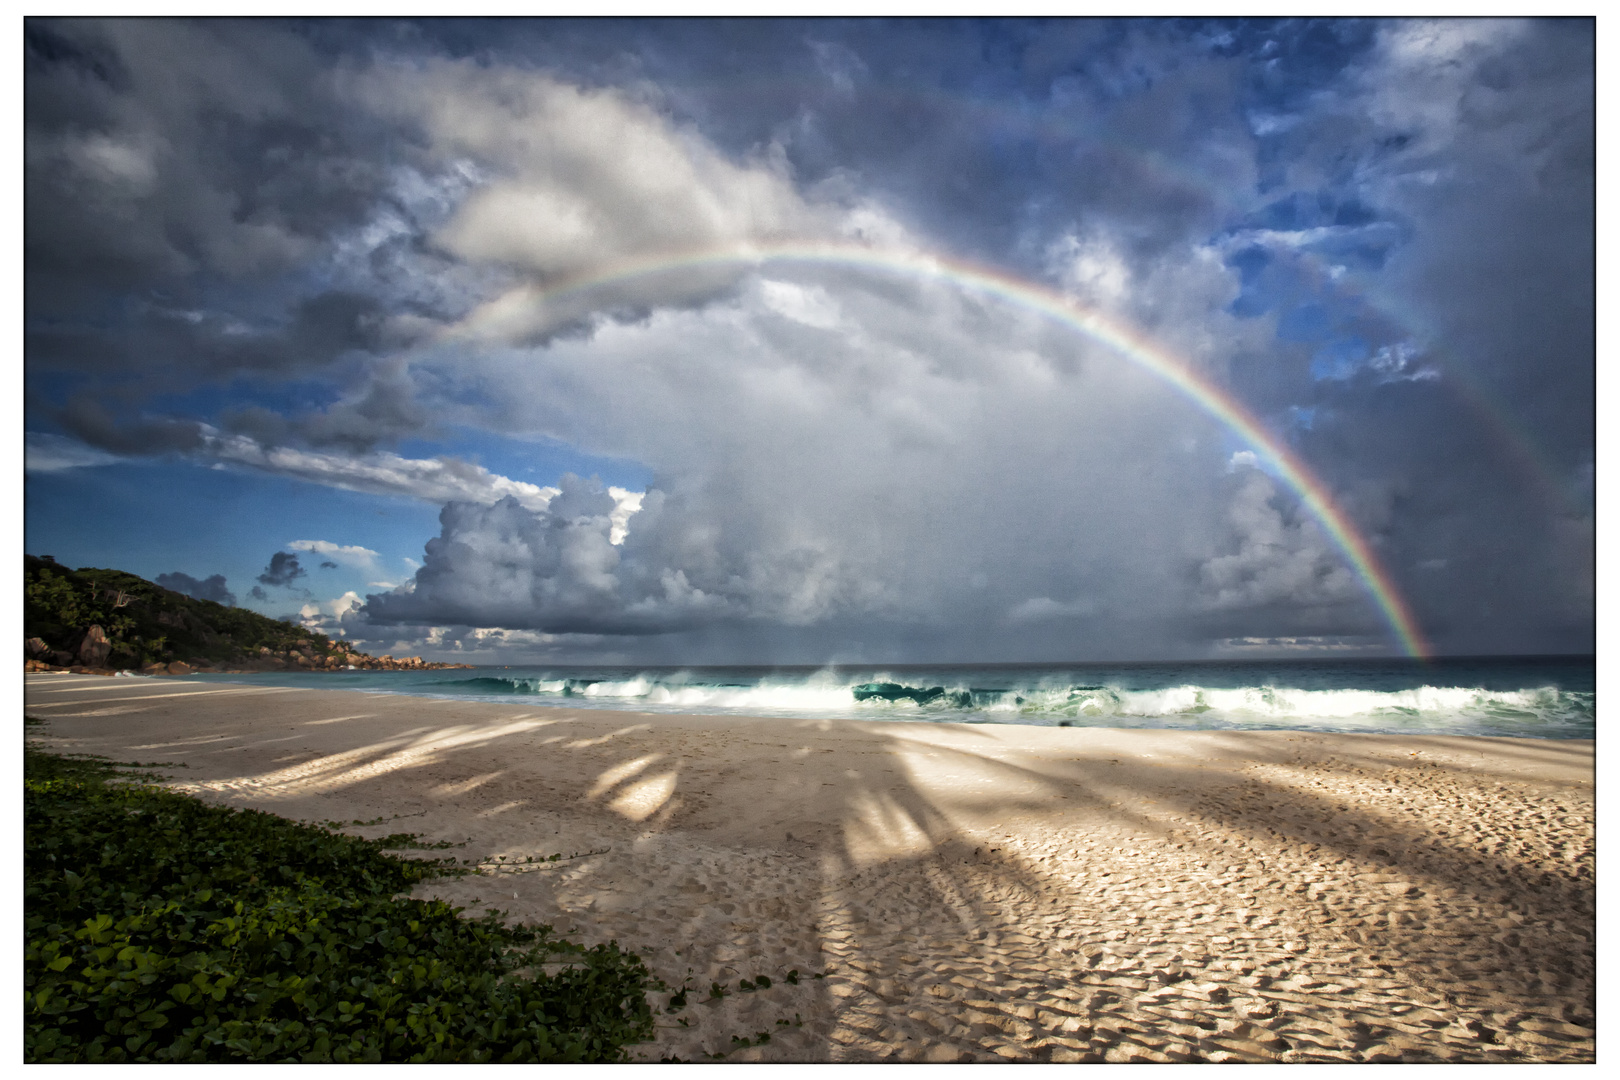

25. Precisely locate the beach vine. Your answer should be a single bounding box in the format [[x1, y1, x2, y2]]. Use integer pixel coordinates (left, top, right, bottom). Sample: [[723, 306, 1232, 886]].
[[23, 745, 658, 1063]]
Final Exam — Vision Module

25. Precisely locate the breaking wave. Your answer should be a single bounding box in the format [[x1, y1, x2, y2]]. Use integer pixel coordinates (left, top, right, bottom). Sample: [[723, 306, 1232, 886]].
[[439, 674, 854, 713], [425, 672, 1592, 737]]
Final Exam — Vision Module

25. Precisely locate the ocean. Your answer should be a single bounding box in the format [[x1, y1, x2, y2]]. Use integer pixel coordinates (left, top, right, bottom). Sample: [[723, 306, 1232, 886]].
[[183, 655, 1594, 739]]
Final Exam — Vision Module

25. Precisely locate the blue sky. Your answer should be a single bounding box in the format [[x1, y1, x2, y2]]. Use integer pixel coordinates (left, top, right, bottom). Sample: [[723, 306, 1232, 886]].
[[26, 461, 439, 612], [24, 17, 1594, 662], [24, 426, 650, 629]]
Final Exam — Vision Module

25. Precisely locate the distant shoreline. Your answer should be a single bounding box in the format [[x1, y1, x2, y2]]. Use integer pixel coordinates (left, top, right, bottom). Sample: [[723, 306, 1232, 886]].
[[56, 657, 1591, 741], [24, 659, 475, 676]]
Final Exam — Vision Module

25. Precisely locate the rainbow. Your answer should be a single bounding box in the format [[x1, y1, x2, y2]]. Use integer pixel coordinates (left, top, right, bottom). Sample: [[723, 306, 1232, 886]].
[[461, 240, 1432, 659], [1273, 243, 1589, 521]]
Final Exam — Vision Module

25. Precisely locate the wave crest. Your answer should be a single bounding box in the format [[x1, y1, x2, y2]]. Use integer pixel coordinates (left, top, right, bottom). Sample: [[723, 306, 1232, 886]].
[[425, 672, 1591, 735]]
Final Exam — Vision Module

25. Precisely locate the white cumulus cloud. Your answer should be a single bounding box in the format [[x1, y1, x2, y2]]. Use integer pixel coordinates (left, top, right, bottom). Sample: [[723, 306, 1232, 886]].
[[351, 59, 894, 347], [1198, 470, 1359, 613], [287, 540, 381, 567], [199, 429, 560, 510], [25, 432, 120, 472]]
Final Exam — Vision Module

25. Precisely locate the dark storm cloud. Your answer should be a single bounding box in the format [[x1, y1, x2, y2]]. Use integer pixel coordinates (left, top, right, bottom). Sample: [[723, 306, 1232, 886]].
[[219, 355, 430, 453], [53, 397, 205, 456], [30, 291, 390, 391], [25, 18, 387, 295], [256, 551, 307, 588], [544, 20, 1250, 260], [155, 571, 236, 606], [24, 15, 819, 455], [1264, 19, 1595, 653], [25, 16, 428, 456], [443, 18, 1260, 266]]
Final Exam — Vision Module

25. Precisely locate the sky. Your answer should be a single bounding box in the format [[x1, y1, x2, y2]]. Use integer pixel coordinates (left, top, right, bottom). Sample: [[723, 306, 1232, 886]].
[[22, 16, 1595, 665]]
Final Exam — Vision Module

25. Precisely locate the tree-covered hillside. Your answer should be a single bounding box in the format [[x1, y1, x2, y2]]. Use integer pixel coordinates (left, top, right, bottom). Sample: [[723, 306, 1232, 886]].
[[24, 556, 458, 672]]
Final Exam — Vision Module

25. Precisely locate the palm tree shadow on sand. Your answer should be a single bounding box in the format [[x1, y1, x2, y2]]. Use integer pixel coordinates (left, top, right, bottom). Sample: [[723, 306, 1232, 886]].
[[235, 706, 1593, 1063]]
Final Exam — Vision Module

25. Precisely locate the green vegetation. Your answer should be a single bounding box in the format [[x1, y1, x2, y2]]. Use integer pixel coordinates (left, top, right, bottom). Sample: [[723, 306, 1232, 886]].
[[24, 555, 350, 669], [24, 746, 656, 1062]]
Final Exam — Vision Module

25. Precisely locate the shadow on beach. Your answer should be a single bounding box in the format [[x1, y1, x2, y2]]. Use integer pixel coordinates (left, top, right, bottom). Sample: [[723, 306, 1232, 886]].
[[24, 674, 1595, 1063]]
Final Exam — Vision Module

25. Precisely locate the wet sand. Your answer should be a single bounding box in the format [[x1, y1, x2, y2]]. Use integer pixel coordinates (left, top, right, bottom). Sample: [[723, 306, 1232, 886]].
[[24, 673, 1595, 1063]]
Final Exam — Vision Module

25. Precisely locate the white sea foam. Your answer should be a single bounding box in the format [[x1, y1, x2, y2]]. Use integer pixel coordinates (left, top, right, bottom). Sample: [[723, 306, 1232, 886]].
[[483, 672, 857, 713], [1072, 684, 1585, 721], [218, 666, 1588, 737], [450, 672, 1590, 734]]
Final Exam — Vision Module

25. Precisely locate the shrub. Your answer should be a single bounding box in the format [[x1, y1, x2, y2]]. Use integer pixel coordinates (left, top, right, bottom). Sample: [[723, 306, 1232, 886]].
[[24, 749, 654, 1062]]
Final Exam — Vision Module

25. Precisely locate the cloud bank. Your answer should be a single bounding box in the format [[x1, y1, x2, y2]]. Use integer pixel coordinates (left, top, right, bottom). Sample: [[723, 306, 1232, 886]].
[[25, 18, 1593, 661]]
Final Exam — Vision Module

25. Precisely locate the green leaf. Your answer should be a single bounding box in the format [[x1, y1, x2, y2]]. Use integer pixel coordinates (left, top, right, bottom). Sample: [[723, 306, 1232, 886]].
[[24, 748, 655, 1063]]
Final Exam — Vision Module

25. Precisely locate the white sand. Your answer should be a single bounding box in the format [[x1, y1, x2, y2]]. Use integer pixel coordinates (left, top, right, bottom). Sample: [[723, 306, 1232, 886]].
[[25, 673, 1595, 1063]]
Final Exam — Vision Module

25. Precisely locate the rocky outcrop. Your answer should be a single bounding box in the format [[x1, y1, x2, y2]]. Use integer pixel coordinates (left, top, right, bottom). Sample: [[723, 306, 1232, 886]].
[[211, 643, 471, 672], [362, 654, 453, 670], [75, 626, 112, 668]]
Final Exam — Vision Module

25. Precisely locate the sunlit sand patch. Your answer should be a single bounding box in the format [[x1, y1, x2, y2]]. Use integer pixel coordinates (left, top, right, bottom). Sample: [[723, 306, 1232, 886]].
[[432, 771, 508, 797], [607, 771, 678, 822], [587, 753, 664, 799], [477, 799, 529, 819], [304, 714, 377, 725], [172, 739, 412, 798], [843, 790, 934, 864], [564, 724, 654, 750], [894, 747, 1063, 814], [24, 678, 221, 693], [28, 683, 162, 693], [128, 734, 240, 750], [293, 720, 556, 792], [26, 687, 304, 705], [40, 706, 158, 718], [176, 718, 556, 799], [234, 734, 308, 749]]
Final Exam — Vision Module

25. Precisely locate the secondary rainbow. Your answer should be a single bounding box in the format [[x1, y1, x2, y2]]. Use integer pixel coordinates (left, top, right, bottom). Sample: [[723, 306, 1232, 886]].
[[468, 240, 1432, 659]]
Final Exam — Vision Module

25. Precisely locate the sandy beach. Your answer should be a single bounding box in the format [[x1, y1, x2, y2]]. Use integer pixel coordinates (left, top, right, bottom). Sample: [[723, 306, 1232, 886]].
[[24, 673, 1595, 1063]]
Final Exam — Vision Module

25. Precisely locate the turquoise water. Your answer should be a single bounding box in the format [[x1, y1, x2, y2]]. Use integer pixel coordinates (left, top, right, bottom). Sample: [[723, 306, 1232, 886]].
[[181, 656, 1595, 739]]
